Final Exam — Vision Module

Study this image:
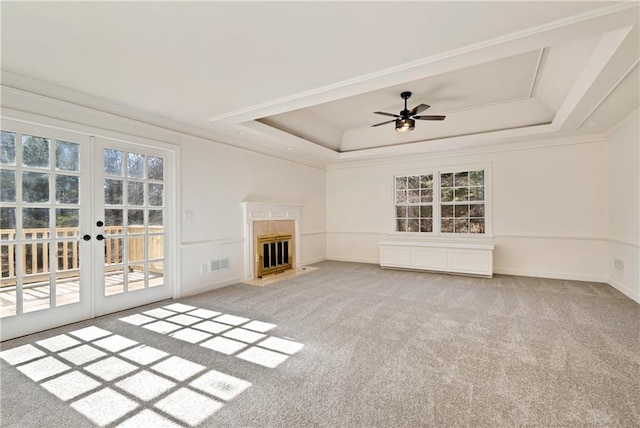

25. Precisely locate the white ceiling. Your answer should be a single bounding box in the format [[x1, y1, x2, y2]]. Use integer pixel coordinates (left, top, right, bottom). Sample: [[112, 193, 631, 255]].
[[1, 2, 639, 167]]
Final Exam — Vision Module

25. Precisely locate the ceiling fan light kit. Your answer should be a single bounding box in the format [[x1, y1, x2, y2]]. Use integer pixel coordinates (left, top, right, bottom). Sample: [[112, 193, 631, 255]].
[[373, 91, 446, 132], [395, 118, 415, 132]]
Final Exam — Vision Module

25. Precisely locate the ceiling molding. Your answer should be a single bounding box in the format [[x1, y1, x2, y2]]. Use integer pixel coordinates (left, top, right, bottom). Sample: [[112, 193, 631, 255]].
[[552, 26, 636, 131], [206, 2, 639, 125], [576, 59, 640, 131], [338, 124, 557, 161], [528, 48, 547, 98], [327, 132, 608, 170]]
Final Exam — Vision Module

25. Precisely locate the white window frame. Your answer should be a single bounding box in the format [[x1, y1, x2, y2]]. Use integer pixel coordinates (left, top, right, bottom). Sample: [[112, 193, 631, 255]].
[[392, 163, 492, 238]]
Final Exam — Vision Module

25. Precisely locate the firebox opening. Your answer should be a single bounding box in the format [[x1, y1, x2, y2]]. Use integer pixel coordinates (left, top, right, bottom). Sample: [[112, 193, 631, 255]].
[[257, 234, 293, 278]]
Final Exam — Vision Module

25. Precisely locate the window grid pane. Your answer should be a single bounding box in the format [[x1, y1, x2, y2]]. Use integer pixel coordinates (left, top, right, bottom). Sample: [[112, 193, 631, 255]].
[[394, 174, 433, 233], [440, 170, 485, 234]]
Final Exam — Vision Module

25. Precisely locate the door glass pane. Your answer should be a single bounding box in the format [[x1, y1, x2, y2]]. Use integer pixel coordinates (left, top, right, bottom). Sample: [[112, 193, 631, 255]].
[[104, 149, 124, 176], [0, 170, 16, 202], [149, 235, 163, 259], [127, 152, 145, 178], [22, 135, 50, 168], [56, 209, 79, 237], [148, 183, 163, 206], [127, 267, 145, 291], [128, 209, 144, 227], [148, 156, 163, 180], [127, 182, 144, 206], [1, 207, 16, 231], [0, 244, 17, 317], [56, 175, 79, 204], [55, 240, 80, 307], [149, 210, 163, 227], [23, 172, 49, 202], [23, 208, 49, 235], [149, 261, 163, 288], [22, 242, 51, 313], [105, 209, 124, 235], [1, 131, 16, 165], [105, 237, 123, 265], [128, 236, 144, 262], [56, 141, 80, 171], [104, 179, 123, 205], [105, 266, 125, 296]]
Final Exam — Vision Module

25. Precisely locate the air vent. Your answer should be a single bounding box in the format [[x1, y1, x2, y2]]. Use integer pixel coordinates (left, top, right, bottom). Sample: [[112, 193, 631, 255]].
[[210, 258, 230, 272]]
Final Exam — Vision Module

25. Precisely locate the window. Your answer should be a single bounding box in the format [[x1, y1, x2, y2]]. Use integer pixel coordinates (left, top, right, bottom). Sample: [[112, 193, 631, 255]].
[[394, 168, 486, 235], [440, 170, 485, 234], [395, 175, 433, 232]]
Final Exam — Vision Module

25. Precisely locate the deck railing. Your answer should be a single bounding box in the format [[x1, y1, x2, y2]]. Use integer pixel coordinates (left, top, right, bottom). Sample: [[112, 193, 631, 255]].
[[0, 226, 164, 286]]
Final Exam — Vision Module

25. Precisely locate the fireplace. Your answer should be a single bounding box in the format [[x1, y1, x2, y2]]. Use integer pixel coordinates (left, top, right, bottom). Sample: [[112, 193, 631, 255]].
[[256, 234, 293, 278], [242, 202, 302, 280]]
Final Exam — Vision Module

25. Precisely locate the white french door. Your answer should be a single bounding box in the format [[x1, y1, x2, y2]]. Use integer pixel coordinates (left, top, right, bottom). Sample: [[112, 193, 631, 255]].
[[0, 120, 175, 341], [92, 138, 173, 316]]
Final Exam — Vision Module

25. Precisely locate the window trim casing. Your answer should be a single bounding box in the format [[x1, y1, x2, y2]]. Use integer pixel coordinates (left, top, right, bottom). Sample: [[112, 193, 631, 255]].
[[391, 163, 492, 239]]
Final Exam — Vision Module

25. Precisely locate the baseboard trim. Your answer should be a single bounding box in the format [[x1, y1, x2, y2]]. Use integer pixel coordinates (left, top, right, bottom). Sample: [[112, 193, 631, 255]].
[[326, 256, 379, 264], [180, 276, 243, 297], [607, 278, 640, 303], [301, 256, 327, 266], [493, 267, 606, 283]]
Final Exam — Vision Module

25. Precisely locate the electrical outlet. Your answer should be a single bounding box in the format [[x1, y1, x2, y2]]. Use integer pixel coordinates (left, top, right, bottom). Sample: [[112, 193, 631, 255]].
[[201, 263, 208, 274], [614, 258, 624, 273]]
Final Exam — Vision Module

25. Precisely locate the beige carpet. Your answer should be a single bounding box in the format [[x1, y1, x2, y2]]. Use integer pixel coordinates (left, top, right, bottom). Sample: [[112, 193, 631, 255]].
[[1, 261, 638, 427]]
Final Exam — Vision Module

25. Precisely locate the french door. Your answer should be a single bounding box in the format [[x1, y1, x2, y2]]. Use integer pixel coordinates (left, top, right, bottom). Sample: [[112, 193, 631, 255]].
[[0, 120, 174, 341]]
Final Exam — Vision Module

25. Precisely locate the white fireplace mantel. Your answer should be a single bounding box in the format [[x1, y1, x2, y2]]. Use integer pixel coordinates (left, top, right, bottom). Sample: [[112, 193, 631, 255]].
[[242, 202, 302, 280]]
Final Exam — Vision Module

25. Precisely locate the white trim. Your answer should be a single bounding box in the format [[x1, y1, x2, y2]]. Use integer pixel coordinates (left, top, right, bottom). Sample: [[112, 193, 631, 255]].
[[207, 3, 638, 124], [181, 237, 244, 247], [494, 268, 606, 283], [180, 277, 244, 298], [327, 132, 608, 170], [326, 256, 379, 264], [607, 239, 640, 249], [327, 231, 387, 236], [607, 278, 640, 303], [300, 231, 326, 237], [379, 240, 494, 251], [300, 256, 327, 265], [528, 48, 546, 98], [495, 234, 607, 241]]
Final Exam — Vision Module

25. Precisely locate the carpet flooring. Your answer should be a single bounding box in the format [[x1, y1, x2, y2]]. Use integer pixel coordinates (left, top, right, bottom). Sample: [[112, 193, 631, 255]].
[[1, 261, 639, 427]]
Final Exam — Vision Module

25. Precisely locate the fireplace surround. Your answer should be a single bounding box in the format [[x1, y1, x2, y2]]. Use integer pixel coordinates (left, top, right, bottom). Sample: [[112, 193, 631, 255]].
[[242, 202, 301, 280]]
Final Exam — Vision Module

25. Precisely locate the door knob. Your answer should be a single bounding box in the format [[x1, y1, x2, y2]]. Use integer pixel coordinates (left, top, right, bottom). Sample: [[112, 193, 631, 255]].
[[82, 234, 91, 241], [96, 221, 104, 227], [96, 234, 105, 241]]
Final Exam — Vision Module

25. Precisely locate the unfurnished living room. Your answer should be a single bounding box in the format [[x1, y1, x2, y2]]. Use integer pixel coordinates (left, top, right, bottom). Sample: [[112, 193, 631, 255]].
[[0, 2, 639, 427]]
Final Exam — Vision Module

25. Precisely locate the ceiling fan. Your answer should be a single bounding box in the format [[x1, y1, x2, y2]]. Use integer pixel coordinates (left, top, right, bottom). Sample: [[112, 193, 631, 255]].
[[372, 91, 446, 132]]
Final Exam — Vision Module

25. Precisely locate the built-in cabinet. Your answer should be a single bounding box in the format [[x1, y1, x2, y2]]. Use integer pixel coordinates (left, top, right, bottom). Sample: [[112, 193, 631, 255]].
[[379, 240, 494, 277]]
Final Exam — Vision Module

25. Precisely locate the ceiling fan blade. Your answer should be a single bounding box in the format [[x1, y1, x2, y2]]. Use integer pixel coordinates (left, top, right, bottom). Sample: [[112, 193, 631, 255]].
[[371, 119, 396, 127], [409, 103, 430, 115], [413, 115, 446, 121], [374, 111, 400, 118]]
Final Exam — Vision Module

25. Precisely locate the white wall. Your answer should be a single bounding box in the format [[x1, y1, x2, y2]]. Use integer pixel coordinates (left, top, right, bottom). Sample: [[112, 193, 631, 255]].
[[327, 138, 610, 282], [1, 86, 327, 297], [179, 138, 326, 295], [607, 111, 639, 302]]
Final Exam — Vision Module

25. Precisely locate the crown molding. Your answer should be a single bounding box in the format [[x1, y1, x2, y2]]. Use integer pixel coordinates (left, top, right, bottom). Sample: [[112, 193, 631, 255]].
[[327, 131, 608, 170], [206, 2, 639, 125]]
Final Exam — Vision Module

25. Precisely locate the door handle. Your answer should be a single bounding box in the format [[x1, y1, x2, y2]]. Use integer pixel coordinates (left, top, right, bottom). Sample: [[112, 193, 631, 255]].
[[82, 234, 91, 241], [96, 234, 105, 241]]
